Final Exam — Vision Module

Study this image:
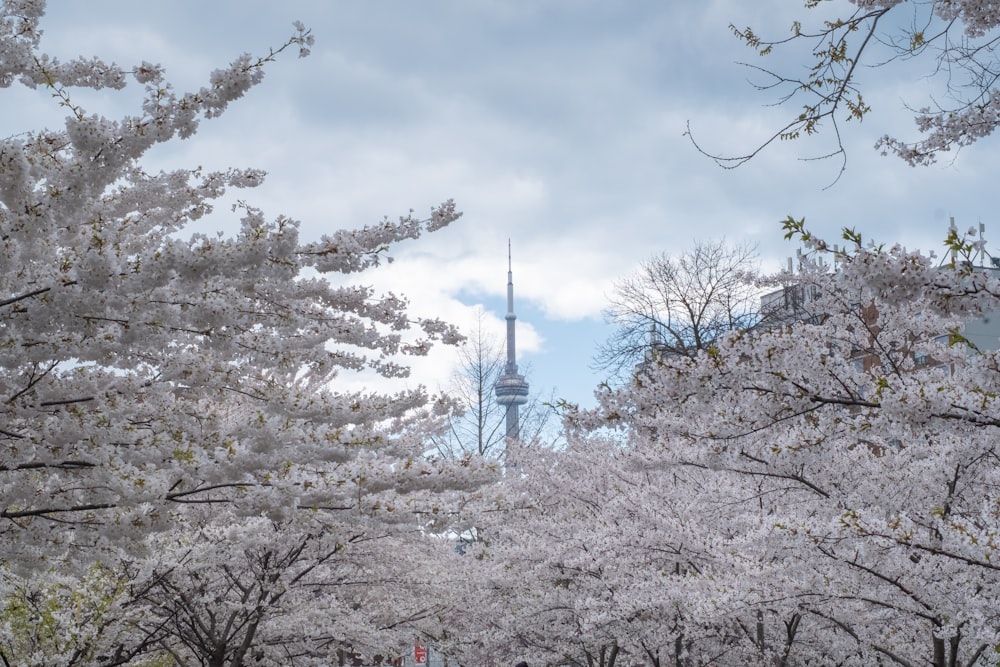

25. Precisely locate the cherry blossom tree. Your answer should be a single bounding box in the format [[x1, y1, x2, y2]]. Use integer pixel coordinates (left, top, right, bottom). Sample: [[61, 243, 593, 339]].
[[453, 415, 850, 667], [692, 0, 1000, 172], [126, 517, 462, 667], [443, 431, 706, 667], [2, 513, 470, 666], [0, 1, 495, 664], [0, 560, 166, 667], [402, 218, 1000, 667], [454, 225, 1000, 667], [577, 224, 1000, 666], [0, 0, 473, 566]]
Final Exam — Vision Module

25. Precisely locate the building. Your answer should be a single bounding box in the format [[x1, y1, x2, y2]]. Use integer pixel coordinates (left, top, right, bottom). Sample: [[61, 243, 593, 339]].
[[759, 221, 1000, 370]]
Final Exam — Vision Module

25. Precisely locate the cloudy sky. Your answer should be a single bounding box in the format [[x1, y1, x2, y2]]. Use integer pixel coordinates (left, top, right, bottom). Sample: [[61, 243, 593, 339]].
[[13, 1, 999, 410]]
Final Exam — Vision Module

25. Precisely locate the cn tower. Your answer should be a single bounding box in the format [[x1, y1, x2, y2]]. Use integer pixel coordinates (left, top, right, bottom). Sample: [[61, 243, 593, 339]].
[[494, 241, 529, 440]]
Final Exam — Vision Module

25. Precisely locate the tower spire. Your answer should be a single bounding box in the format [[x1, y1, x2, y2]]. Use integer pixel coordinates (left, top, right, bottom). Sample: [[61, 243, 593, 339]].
[[495, 240, 529, 440]]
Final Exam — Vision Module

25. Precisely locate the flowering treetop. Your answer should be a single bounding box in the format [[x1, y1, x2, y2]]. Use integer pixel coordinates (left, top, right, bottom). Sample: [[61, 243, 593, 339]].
[[0, 0, 486, 575], [559, 223, 1000, 665]]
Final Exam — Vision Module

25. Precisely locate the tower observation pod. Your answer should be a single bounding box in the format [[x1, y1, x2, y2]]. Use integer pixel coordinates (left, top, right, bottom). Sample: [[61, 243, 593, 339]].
[[495, 242, 529, 441]]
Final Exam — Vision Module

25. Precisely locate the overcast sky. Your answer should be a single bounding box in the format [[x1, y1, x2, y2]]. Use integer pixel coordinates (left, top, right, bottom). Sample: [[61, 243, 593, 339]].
[[15, 1, 1000, 410]]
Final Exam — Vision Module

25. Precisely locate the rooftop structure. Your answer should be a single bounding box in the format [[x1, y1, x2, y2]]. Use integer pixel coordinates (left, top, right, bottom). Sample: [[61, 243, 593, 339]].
[[494, 241, 529, 440]]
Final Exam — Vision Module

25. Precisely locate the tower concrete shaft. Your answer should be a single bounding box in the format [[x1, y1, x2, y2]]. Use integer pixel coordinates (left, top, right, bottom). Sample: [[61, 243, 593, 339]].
[[494, 241, 529, 440]]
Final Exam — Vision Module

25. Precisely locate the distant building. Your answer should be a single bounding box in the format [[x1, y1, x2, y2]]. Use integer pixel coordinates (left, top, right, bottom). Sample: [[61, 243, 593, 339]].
[[494, 242, 529, 441], [759, 221, 1000, 370], [947, 223, 1000, 352]]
